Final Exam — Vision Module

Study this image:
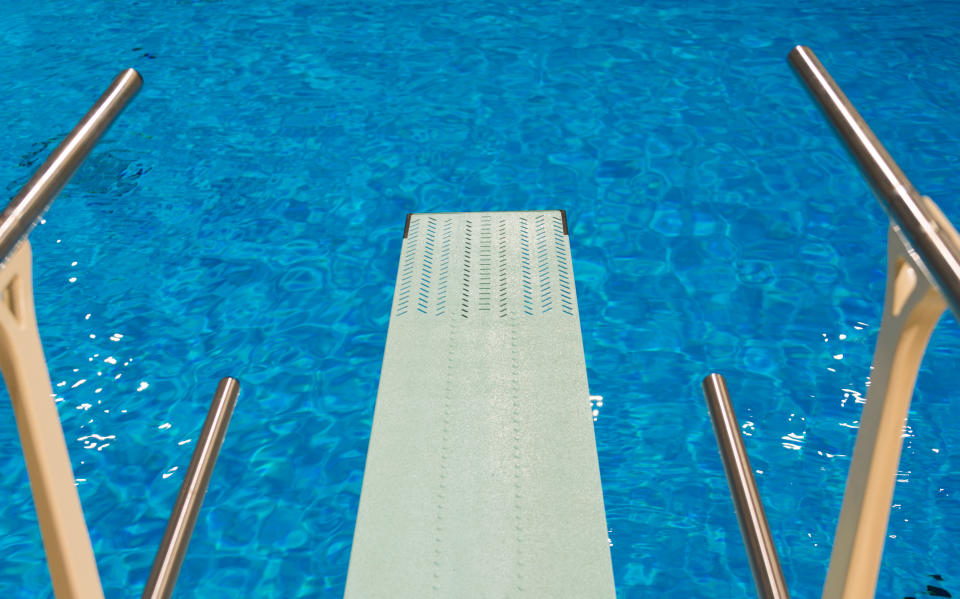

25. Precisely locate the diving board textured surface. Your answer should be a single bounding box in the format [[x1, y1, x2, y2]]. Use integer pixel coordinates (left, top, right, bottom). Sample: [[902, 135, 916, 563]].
[[344, 211, 615, 599]]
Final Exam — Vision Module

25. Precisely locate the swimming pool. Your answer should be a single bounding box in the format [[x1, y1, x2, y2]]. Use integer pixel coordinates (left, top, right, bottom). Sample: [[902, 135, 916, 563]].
[[1, 0, 959, 597]]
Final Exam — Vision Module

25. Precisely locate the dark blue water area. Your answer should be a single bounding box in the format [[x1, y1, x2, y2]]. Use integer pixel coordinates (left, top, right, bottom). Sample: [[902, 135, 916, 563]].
[[1, 1, 959, 597]]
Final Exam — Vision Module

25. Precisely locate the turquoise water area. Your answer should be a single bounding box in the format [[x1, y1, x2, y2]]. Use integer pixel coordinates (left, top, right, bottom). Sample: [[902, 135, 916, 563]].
[[1, 1, 959, 597]]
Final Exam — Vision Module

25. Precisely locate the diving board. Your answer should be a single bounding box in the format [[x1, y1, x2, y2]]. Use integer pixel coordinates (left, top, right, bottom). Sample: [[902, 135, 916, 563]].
[[344, 211, 615, 598]]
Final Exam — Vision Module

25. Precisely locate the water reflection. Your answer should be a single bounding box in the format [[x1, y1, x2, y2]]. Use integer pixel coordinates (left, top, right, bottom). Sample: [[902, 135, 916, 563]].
[[590, 394, 603, 422]]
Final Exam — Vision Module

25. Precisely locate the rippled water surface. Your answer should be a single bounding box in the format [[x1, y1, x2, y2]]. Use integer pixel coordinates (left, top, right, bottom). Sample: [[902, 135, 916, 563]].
[[1, 1, 959, 597]]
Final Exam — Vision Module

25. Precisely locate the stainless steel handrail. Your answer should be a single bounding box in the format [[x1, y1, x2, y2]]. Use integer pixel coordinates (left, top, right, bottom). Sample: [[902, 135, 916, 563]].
[[788, 45, 960, 320], [0, 68, 142, 264], [703, 374, 790, 599], [142, 377, 240, 599]]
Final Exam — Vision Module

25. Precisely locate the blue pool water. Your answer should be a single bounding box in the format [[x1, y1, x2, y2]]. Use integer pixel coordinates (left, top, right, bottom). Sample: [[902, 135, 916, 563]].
[[1, 1, 959, 597]]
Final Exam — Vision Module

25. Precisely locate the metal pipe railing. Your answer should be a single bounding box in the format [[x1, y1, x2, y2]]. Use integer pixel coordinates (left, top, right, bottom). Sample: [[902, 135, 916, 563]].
[[142, 377, 240, 599], [0, 68, 142, 264], [788, 45, 960, 320], [702, 374, 790, 599]]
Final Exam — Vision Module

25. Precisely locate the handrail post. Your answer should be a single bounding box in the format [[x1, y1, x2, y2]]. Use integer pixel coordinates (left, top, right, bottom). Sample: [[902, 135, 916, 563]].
[[0, 69, 141, 599], [702, 374, 790, 599], [789, 46, 960, 599], [142, 377, 240, 599]]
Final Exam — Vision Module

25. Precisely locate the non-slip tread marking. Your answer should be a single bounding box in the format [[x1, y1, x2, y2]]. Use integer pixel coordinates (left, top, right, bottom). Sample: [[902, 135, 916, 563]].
[[398, 213, 575, 319], [436, 218, 452, 316], [396, 218, 420, 317], [498, 218, 508, 318], [554, 215, 573, 316]]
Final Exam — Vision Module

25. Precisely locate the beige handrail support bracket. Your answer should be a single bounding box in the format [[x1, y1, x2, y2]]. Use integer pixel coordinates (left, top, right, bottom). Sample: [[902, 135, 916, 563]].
[[822, 223, 951, 599], [0, 69, 140, 597], [0, 241, 105, 599]]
